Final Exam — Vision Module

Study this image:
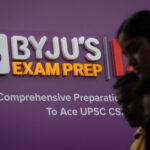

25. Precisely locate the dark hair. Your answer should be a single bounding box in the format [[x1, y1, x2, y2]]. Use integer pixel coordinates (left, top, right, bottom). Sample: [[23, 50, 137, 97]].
[[117, 10, 150, 40], [134, 74, 150, 96], [113, 72, 139, 89]]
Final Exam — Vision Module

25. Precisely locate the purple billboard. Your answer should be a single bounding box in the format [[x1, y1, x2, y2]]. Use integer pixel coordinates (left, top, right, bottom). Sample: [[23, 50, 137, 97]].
[[0, 0, 149, 150]]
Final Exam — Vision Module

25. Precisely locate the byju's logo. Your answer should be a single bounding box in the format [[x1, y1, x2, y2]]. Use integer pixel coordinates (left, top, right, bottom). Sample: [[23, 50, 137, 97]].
[[0, 33, 133, 78], [0, 34, 10, 74]]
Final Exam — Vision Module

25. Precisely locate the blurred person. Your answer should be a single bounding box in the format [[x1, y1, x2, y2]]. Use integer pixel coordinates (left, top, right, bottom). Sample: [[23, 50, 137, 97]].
[[113, 73, 145, 150], [117, 10, 150, 79], [116, 10, 150, 150], [134, 74, 150, 150]]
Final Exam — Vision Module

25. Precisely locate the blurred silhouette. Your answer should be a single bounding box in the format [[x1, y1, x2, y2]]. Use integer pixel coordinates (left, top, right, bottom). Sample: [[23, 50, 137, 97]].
[[113, 73, 145, 150], [135, 74, 150, 150], [116, 10, 150, 150]]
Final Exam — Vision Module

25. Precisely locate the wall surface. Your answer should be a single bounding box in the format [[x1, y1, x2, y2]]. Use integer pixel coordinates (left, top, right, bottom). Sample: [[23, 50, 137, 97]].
[[0, 0, 149, 150]]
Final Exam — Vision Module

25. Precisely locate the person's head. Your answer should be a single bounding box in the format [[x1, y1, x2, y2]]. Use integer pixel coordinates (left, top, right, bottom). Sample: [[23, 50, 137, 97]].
[[135, 74, 150, 117], [117, 10, 150, 78], [113, 72, 144, 127]]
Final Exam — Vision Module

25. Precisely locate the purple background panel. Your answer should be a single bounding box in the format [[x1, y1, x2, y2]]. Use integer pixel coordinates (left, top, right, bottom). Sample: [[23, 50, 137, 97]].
[[0, 0, 149, 150]]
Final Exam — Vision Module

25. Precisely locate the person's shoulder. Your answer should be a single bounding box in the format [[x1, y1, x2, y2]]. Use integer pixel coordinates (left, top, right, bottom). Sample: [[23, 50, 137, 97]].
[[134, 127, 145, 138], [130, 127, 145, 150]]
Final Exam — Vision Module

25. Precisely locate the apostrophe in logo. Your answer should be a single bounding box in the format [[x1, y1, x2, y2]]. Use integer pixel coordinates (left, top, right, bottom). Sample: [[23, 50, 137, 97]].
[[0, 34, 10, 74]]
